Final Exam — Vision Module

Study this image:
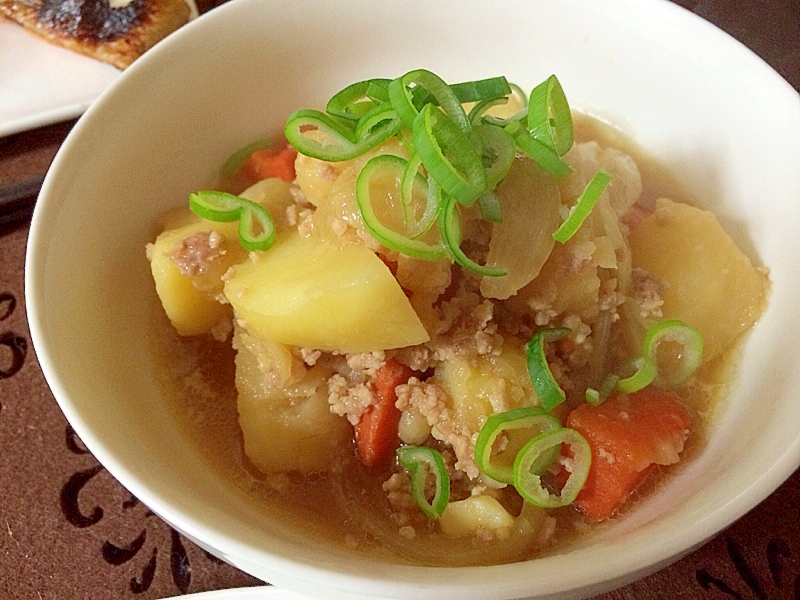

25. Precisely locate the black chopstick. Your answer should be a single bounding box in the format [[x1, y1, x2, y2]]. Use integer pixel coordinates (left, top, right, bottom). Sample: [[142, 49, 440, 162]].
[[0, 174, 45, 226]]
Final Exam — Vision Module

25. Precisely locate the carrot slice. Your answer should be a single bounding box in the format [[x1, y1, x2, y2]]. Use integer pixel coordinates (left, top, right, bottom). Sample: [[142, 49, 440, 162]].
[[355, 358, 415, 468], [242, 146, 298, 183], [565, 388, 691, 520]]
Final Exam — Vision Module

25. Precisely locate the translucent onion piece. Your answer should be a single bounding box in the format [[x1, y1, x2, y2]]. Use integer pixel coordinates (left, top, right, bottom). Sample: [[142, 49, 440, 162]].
[[480, 157, 562, 300]]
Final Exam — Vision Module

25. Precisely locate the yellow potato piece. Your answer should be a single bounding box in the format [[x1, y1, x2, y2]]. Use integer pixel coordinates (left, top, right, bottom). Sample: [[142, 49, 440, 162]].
[[224, 231, 429, 352], [233, 329, 350, 473], [439, 496, 515, 537], [434, 340, 534, 435], [629, 198, 769, 360], [148, 216, 242, 336]]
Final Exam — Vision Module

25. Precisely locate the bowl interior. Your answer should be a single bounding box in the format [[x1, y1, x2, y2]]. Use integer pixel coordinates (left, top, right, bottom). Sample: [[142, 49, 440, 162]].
[[26, 0, 800, 598]]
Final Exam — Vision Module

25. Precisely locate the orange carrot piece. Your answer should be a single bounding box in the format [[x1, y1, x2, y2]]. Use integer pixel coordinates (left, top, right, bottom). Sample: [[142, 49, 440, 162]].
[[566, 388, 691, 520], [242, 146, 298, 183], [355, 359, 414, 469]]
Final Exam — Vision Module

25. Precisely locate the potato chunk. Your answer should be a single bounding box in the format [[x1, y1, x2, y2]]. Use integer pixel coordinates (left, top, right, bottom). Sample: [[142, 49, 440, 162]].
[[434, 340, 535, 435], [148, 215, 243, 336], [439, 496, 515, 537], [233, 328, 350, 473], [224, 232, 429, 352], [629, 198, 769, 360]]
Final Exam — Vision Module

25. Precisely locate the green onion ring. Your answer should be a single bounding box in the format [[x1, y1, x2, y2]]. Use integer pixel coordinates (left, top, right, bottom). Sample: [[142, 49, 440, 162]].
[[326, 78, 391, 122], [513, 428, 591, 508], [237, 204, 277, 252], [508, 122, 574, 179], [354, 102, 402, 139], [356, 155, 447, 261], [644, 319, 704, 387], [396, 445, 450, 520], [189, 190, 241, 222], [439, 194, 506, 277], [615, 356, 657, 394], [468, 97, 510, 126], [219, 139, 273, 178], [450, 76, 512, 104], [388, 69, 470, 133], [585, 374, 620, 406], [474, 407, 561, 484], [365, 80, 391, 103], [284, 108, 400, 162], [477, 191, 503, 223], [527, 75, 574, 157], [413, 103, 487, 205], [413, 76, 512, 110], [400, 154, 441, 239], [473, 123, 516, 190], [400, 152, 424, 229], [553, 170, 613, 243], [526, 328, 571, 412], [508, 82, 529, 108], [481, 108, 527, 128], [189, 190, 276, 252]]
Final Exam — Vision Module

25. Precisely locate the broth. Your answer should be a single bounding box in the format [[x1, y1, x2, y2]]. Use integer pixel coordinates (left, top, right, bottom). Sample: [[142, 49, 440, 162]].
[[150, 113, 760, 566]]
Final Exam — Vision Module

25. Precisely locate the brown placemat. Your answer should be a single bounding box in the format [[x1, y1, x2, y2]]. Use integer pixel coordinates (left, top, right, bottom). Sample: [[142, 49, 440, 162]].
[[1, 1, 799, 598]]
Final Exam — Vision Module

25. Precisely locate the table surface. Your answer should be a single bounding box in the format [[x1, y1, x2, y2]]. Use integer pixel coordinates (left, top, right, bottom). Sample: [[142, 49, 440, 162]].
[[1, 1, 799, 599]]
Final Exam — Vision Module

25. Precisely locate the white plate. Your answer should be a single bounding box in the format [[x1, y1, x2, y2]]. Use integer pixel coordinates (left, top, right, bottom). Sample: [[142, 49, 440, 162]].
[[0, 22, 120, 137]]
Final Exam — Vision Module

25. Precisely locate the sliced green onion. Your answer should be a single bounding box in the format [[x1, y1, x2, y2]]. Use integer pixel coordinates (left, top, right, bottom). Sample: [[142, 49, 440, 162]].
[[644, 319, 704, 387], [354, 102, 401, 140], [615, 356, 657, 394], [284, 108, 400, 162], [513, 428, 591, 508], [396, 445, 450, 520], [356, 155, 446, 261], [473, 123, 516, 190], [189, 190, 242, 221], [508, 82, 529, 108], [527, 75, 574, 157], [400, 152, 424, 229], [189, 190, 276, 252], [365, 80, 391, 103], [400, 154, 441, 238], [586, 374, 620, 406], [481, 107, 527, 128], [450, 76, 512, 104], [237, 204, 277, 252], [413, 103, 487, 205], [477, 191, 503, 223], [507, 121, 573, 179], [553, 171, 613, 243], [326, 78, 391, 122], [388, 69, 470, 133], [474, 407, 561, 484], [468, 97, 510, 125], [414, 76, 512, 112], [219, 139, 272, 178], [439, 194, 506, 277], [526, 328, 570, 412]]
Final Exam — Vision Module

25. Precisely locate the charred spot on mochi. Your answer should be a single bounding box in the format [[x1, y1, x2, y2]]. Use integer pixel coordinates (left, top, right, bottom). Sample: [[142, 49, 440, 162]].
[[37, 0, 144, 42]]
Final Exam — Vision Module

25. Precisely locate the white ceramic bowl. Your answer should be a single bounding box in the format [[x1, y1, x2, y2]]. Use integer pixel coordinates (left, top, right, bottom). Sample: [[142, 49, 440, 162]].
[[26, 0, 800, 598]]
